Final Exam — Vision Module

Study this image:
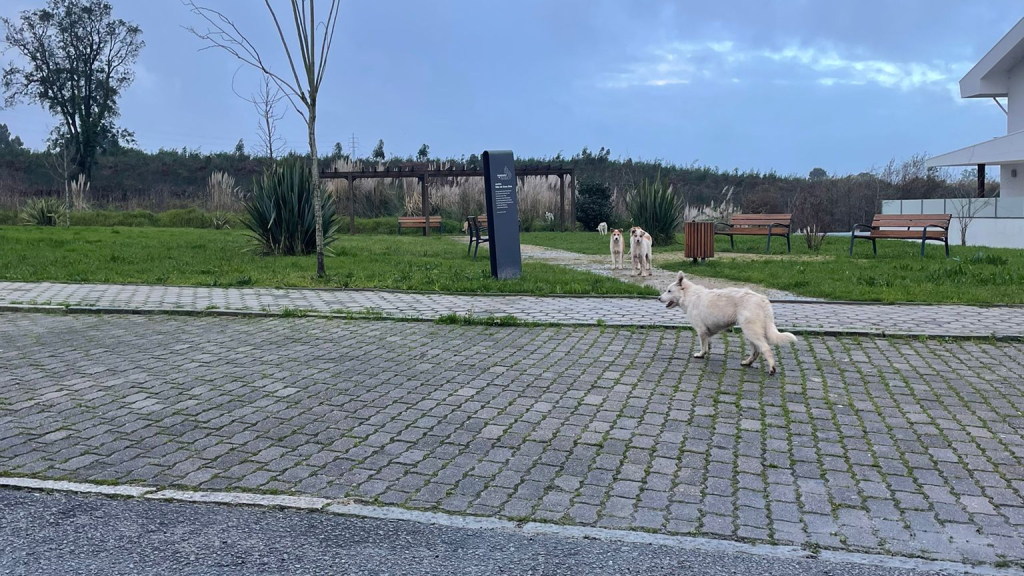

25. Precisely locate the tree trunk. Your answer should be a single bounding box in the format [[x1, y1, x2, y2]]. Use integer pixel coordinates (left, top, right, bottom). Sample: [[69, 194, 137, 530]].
[[308, 107, 326, 278]]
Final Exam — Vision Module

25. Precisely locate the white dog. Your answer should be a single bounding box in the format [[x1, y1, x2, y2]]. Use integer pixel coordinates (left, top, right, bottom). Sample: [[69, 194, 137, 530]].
[[545, 212, 555, 224], [597, 222, 608, 235], [629, 226, 652, 276], [609, 228, 624, 269], [658, 272, 797, 374]]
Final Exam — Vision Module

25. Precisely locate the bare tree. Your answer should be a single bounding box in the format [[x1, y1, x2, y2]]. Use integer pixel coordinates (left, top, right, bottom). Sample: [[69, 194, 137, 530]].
[[185, 0, 341, 277], [235, 73, 286, 158]]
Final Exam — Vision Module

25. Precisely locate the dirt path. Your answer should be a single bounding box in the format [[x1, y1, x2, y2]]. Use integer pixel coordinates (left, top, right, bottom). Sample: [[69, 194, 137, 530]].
[[518, 244, 820, 300]]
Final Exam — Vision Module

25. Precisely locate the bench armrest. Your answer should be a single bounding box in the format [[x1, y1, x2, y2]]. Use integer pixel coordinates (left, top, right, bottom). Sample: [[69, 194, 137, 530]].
[[919, 224, 948, 238], [851, 223, 874, 234], [714, 221, 733, 231], [768, 222, 790, 231]]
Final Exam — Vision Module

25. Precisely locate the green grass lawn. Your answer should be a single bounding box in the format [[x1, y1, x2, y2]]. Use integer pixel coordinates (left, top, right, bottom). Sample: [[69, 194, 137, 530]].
[[522, 231, 1024, 304], [0, 226, 656, 296]]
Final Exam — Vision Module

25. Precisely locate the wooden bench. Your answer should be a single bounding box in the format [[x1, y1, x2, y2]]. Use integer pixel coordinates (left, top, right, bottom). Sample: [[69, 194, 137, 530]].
[[849, 213, 950, 258], [715, 214, 792, 253], [398, 216, 443, 235]]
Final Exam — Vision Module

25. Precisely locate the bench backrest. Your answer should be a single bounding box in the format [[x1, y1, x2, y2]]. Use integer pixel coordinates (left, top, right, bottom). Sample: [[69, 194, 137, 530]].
[[399, 216, 442, 224], [729, 214, 792, 227], [871, 214, 950, 229], [468, 215, 487, 240]]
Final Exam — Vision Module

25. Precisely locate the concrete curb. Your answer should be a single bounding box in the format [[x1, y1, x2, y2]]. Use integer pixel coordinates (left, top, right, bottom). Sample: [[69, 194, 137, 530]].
[[0, 301, 1019, 340], [0, 476, 1020, 575], [2, 279, 1022, 307]]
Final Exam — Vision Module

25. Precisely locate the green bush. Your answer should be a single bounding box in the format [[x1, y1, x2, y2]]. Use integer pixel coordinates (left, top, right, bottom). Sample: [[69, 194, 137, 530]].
[[626, 175, 682, 246], [243, 159, 340, 255], [71, 210, 158, 227], [0, 210, 17, 225], [575, 180, 612, 231], [157, 208, 216, 229], [20, 198, 67, 226]]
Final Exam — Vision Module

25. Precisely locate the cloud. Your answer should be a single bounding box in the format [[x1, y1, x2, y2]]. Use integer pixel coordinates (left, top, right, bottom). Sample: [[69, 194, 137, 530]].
[[603, 40, 971, 96]]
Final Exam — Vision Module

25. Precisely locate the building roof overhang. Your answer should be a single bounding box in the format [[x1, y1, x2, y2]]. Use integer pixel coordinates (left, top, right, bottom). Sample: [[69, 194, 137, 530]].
[[927, 130, 1024, 167], [959, 17, 1024, 98]]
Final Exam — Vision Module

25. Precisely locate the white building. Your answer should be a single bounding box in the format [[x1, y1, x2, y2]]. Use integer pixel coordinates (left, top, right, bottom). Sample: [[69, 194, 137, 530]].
[[892, 17, 1024, 248]]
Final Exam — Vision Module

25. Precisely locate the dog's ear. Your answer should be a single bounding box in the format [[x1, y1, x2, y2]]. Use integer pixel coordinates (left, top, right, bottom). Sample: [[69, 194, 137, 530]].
[[676, 271, 686, 285]]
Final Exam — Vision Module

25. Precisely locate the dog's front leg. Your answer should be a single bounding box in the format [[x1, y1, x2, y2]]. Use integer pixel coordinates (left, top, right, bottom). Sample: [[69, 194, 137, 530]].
[[694, 332, 710, 359]]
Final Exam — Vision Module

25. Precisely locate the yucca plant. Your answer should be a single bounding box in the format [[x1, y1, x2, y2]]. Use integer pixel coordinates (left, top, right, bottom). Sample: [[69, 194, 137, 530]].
[[242, 159, 339, 255], [20, 198, 68, 227], [211, 211, 232, 230], [626, 174, 682, 246]]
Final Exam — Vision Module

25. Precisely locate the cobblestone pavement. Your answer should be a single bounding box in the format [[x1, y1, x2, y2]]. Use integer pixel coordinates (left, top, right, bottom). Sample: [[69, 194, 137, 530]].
[[3, 313, 1024, 566], [2, 281, 1023, 337]]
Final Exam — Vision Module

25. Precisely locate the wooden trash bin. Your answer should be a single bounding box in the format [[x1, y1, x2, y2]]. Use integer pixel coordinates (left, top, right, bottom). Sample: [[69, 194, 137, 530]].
[[684, 221, 715, 263]]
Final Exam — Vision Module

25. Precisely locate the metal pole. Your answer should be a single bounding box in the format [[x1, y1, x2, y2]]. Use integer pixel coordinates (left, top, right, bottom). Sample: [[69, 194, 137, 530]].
[[561, 172, 569, 230], [421, 174, 430, 236], [348, 175, 355, 234]]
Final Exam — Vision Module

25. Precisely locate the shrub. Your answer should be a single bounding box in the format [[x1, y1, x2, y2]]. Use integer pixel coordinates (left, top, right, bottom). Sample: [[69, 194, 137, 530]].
[[575, 180, 612, 231], [626, 176, 682, 246], [157, 208, 214, 229], [71, 210, 158, 227], [20, 198, 68, 226], [211, 211, 232, 230], [0, 210, 18, 225], [243, 159, 340, 255]]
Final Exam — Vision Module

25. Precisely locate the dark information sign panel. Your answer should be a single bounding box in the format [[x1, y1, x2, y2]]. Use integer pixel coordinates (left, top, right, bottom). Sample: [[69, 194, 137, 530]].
[[482, 150, 522, 279]]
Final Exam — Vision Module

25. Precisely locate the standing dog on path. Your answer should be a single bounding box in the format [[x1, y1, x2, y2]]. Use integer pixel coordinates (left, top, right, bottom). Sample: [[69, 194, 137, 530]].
[[629, 226, 652, 276], [658, 272, 797, 375], [609, 229, 624, 269], [597, 222, 608, 235]]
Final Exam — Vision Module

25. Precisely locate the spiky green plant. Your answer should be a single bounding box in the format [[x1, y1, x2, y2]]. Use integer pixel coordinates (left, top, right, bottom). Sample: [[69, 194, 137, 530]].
[[626, 174, 682, 246], [242, 159, 339, 255], [20, 198, 68, 227]]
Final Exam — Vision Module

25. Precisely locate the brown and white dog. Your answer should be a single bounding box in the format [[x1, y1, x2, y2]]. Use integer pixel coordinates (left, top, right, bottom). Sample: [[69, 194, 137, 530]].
[[629, 227, 652, 276], [609, 229, 624, 269], [658, 272, 797, 374]]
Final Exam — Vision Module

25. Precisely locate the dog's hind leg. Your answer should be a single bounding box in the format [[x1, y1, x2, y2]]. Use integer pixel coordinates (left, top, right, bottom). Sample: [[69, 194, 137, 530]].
[[742, 326, 775, 373], [741, 344, 760, 367]]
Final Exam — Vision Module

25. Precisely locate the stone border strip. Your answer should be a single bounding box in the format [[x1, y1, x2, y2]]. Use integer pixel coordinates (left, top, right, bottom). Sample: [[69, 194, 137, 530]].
[[0, 476, 1020, 575], [2, 278, 1020, 307], [0, 476, 154, 497], [0, 302, 1019, 341]]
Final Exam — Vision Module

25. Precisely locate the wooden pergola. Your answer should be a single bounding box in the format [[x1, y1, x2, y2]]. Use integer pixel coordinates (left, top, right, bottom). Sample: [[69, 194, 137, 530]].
[[320, 163, 577, 235]]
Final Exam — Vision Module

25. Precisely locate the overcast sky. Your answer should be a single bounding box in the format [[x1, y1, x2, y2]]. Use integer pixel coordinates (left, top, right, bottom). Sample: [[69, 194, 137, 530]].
[[0, 1, 1019, 176]]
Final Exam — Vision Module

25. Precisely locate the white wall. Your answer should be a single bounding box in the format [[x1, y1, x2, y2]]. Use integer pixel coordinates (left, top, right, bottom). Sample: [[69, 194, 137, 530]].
[[1008, 59, 1024, 133], [952, 217, 1024, 249], [1000, 164, 1024, 198]]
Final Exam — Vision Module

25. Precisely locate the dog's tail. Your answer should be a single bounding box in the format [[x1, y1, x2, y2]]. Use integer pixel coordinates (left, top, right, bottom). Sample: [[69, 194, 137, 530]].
[[765, 307, 798, 346]]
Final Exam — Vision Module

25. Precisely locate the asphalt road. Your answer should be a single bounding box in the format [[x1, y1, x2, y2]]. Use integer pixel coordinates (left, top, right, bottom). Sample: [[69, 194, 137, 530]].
[[0, 489, 961, 576]]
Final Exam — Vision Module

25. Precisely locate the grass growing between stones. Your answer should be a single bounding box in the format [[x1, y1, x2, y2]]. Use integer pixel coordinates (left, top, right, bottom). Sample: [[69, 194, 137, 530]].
[[0, 226, 655, 296], [521, 232, 1024, 304]]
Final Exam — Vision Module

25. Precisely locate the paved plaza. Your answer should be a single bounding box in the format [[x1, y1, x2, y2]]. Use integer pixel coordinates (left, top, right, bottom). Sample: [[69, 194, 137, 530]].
[[3, 312, 1024, 566], [2, 281, 1024, 337]]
